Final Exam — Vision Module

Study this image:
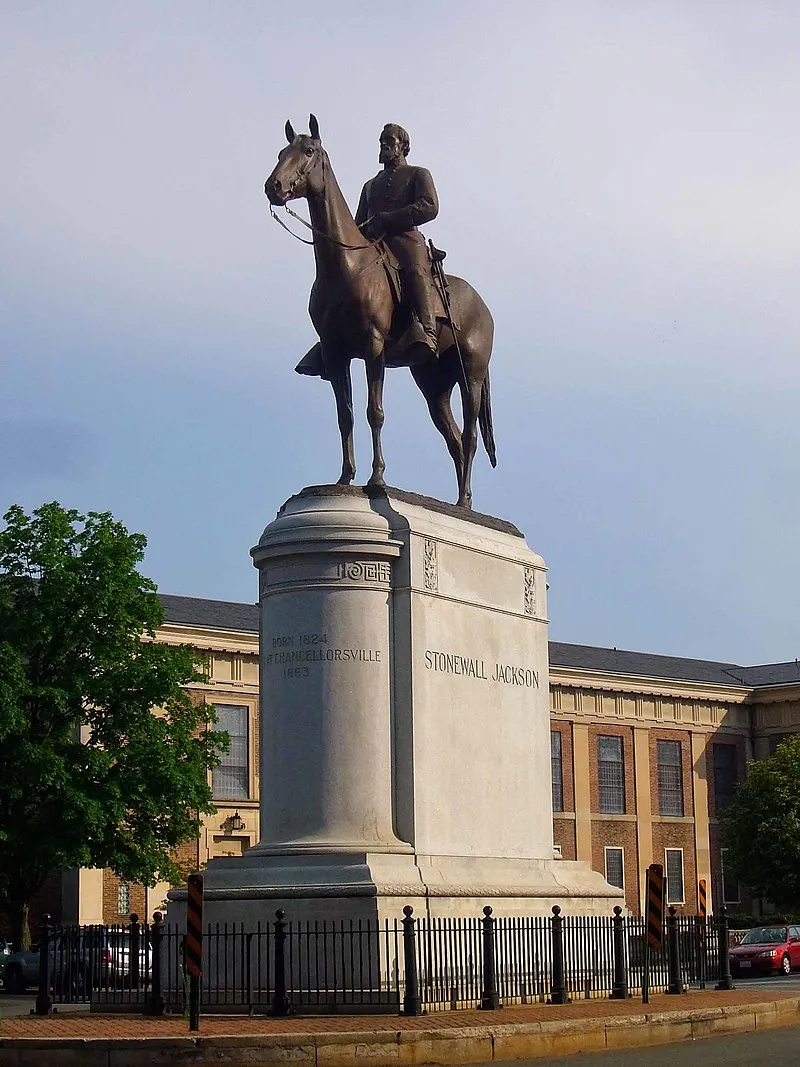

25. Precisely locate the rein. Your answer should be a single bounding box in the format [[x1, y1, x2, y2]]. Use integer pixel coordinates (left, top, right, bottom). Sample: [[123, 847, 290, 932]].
[[272, 201, 377, 253], [270, 203, 388, 281]]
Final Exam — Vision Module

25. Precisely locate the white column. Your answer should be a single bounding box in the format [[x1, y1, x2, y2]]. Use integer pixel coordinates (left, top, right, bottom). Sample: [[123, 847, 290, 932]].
[[250, 491, 409, 855]]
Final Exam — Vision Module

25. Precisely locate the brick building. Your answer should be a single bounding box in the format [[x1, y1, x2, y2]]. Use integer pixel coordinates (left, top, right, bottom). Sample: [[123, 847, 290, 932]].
[[52, 596, 800, 924]]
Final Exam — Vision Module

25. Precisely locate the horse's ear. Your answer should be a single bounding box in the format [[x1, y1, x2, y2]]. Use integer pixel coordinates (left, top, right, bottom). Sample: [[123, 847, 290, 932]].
[[285, 120, 296, 143], [309, 113, 320, 140]]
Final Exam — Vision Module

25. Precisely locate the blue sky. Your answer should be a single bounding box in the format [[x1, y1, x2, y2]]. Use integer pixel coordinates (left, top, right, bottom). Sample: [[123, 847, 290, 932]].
[[3, 1, 800, 665]]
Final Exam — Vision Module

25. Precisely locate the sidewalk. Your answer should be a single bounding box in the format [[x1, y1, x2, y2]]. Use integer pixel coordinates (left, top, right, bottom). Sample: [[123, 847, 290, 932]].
[[1, 988, 799, 1065]]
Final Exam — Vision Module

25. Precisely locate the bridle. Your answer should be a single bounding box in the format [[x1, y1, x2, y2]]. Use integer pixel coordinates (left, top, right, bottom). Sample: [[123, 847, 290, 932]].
[[268, 142, 386, 269]]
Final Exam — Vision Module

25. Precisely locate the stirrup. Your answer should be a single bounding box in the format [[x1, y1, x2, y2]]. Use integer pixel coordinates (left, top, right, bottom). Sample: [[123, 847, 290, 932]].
[[428, 240, 447, 264]]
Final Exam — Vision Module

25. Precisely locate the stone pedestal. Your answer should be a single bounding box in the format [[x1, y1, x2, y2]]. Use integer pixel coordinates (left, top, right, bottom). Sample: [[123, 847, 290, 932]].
[[170, 486, 621, 927]]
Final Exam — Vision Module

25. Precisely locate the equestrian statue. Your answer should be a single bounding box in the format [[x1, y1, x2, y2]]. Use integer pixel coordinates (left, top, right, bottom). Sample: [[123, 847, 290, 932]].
[[265, 115, 495, 509]]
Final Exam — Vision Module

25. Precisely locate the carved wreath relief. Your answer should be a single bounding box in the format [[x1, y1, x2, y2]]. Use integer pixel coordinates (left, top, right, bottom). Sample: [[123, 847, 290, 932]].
[[524, 566, 536, 616], [423, 538, 438, 592]]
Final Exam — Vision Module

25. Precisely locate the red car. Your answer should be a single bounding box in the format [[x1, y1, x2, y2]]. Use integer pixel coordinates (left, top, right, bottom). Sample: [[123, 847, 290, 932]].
[[729, 925, 800, 976]]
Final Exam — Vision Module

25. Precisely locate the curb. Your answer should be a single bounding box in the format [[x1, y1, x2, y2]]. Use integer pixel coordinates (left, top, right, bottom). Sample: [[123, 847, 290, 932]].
[[1, 998, 799, 1066]]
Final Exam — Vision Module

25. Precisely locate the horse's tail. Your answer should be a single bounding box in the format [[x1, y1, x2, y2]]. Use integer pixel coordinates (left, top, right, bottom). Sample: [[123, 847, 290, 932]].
[[479, 370, 497, 468]]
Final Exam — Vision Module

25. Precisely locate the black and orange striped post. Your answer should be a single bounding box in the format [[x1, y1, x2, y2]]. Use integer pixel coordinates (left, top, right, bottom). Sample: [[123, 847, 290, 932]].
[[697, 879, 708, 987], [186, 872, 203, 1031], [642, 863, 664, 1004]]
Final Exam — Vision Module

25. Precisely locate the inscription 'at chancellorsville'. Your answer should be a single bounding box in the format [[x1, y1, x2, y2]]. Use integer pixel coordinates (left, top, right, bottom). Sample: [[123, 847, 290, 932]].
[[425, 650, 539, 688], [264, 633, 381, 679]]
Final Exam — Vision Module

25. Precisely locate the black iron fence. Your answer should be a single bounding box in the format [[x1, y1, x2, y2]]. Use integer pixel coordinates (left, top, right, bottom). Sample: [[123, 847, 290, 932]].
[[26, 904, 739, 1016]]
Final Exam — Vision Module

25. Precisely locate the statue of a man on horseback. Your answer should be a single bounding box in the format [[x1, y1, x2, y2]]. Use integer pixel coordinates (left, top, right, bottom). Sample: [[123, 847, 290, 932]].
[[356, 123, 440, 360], [265, 115, 496, 509]]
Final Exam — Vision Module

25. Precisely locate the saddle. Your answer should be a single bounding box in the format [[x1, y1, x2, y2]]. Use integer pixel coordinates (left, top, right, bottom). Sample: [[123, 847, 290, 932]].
[[295, 241, 458, 380]]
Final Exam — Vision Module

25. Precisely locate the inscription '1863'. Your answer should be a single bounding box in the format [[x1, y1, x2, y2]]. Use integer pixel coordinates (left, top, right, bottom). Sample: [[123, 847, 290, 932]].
[[425, 650, 539, 688]]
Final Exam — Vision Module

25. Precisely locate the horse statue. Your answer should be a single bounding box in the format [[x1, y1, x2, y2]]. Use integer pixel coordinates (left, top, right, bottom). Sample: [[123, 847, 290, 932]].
[[264, 115, 496, 509]]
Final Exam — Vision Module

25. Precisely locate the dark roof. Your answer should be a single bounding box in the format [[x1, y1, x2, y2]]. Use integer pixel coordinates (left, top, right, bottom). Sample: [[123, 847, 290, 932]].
[[159, 593, 800, 689], [159, 594, 258, 634], [548, 642, 749, 686], [734, 661, 800, 687]]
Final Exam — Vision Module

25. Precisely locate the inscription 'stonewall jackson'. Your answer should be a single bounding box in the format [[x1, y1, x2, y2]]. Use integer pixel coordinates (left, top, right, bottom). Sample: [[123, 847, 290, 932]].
[[425, 650, 540, 688]]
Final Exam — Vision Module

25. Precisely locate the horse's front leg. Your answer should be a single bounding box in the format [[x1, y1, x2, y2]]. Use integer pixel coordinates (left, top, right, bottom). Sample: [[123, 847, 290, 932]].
[[329, 356, 356, 484], [364, 339, 386, 488]]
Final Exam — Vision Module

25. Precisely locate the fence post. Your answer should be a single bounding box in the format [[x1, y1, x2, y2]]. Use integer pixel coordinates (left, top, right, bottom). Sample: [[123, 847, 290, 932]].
[[714, 905, 735, 991], [34, 914, 54, 1015], [478, 906, 500, 1010], [270, 909, 291, 1016], [665, 906, 684, 994], [146, 912, 165, 1016], [401, 906, 422, 1016], [186, 873, 203, 1031], [548, 905, 571, 1005], [129, 913, 141, 989], [610, 906, 629, 999]]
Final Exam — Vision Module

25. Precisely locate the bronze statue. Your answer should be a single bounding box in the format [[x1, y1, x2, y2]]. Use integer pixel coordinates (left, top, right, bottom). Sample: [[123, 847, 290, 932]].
[[265, 115, 495, 509], [356, 124, 439, 359]]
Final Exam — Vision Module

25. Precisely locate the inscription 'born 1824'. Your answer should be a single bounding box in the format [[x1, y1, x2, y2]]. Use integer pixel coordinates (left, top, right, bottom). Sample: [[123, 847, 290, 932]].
[[425, 650, 539, 688]]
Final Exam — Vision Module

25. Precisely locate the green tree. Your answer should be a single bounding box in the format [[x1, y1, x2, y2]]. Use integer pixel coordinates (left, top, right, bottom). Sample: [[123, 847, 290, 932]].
[[721, 735, 800, 910], [0, 502, 226, 949]]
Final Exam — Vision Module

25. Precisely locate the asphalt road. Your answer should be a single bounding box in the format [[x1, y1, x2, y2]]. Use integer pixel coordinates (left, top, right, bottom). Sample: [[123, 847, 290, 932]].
[[493, 1024, 800, 1065]]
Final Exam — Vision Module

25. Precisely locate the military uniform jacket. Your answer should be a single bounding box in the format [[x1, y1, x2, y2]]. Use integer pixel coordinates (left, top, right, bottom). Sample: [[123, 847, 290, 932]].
[[355, 164, 439, 236]]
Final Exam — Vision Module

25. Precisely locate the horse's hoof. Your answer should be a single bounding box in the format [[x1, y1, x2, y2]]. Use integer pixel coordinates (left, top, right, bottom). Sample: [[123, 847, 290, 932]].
[[457, 495, 472, 509], [337, 472, 355, 486], [367, 474, 386, 489]]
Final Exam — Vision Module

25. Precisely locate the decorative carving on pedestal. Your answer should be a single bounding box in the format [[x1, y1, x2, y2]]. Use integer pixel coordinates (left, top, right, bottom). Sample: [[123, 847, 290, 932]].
[[423, 538, 438, 592], [524, 566, 536, 616], [335, 560, 391, 583]]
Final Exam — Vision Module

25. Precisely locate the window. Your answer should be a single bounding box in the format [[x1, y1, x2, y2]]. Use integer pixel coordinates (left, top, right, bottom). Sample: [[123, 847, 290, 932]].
[[605, 847, 625, 890], [551, 731, 564, 812], [657, 740, 684, 816], [597, 735, 625, 813], [713, 744, 738, 811], [720, 848, 740, 904], [212, 704, 249, 800], [665, 849, 685, 904], [117, 883, 131, 915]]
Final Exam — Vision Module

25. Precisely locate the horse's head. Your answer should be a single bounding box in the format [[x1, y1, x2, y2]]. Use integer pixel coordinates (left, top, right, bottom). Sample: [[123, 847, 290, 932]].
[[265, 114, 324, 206]]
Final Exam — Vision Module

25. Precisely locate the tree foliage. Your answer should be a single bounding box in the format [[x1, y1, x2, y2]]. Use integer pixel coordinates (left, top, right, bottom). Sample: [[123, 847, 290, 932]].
[[721, 735, 800, 909], [0, 503, 225, 946]]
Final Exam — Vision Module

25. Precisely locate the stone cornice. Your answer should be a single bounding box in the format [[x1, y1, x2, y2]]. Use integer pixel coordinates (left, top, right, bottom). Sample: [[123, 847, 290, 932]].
[[154, 622, 259, 655], [549, 666, 752, 704]]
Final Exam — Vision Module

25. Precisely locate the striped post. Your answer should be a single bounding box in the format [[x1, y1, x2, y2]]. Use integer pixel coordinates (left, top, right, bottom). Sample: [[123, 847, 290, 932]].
[[186, 873, 203, 1031], [647, 864, 664, 953], [697, 879, 708, 987], [642, 863, 664, 1004]]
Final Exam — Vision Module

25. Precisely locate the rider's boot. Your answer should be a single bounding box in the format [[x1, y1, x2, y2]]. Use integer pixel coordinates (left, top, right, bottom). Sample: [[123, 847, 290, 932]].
[[401, 269, 439, 360]]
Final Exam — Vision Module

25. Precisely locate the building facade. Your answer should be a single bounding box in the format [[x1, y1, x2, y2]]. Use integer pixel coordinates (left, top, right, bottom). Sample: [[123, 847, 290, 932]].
[[57, 595, 800, 925]]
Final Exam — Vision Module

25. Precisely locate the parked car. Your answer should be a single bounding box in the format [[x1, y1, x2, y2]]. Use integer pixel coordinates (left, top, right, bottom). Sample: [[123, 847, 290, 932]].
[[0, 938, 10, 983], [729, 925, 800, 976], [3, 945, 42, 994], [3, 928, 151, 995]]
